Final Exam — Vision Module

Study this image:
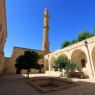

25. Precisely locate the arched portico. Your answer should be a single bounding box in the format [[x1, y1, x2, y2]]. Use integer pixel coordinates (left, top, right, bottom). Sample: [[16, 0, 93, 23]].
[[44, 36, 95, 78], [71, 49, 87, 71]]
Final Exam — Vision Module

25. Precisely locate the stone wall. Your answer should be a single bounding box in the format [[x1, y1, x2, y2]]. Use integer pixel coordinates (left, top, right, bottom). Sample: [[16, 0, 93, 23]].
[[10, 47, 44, 74], [4, 57, 16, 75], [0, 0, 7, 76]]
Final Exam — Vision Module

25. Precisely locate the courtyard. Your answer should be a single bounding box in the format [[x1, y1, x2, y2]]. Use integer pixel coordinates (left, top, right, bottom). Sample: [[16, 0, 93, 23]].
[[0, 74, 95, 95], [0, 0, 95, 95]]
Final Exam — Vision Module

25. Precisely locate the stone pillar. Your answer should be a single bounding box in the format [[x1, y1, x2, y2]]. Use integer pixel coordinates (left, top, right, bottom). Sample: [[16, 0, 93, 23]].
[[48, 55, 51, 71], [84, 41, 94, 78], [49, 58, 51, 71], [42, 8, 49, 54]]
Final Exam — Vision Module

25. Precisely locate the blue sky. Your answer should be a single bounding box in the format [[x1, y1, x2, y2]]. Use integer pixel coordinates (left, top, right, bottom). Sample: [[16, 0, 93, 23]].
[[4, 0, 95, 57]]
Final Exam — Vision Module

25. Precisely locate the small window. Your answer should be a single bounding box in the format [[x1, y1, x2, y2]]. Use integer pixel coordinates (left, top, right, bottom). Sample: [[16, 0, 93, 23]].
[[81, 59, 86, 68]]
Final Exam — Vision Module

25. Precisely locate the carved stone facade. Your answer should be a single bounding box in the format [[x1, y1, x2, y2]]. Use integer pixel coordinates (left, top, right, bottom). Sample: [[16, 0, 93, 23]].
[[0, 0, 7, 75]]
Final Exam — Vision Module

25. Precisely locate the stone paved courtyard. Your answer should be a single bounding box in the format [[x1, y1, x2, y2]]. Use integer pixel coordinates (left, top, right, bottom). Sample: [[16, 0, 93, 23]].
[[0, 74, 95, 95]]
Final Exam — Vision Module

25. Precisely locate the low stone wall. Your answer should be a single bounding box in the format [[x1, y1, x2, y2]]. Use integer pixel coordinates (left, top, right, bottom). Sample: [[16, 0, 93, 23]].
[[21, 69, 39, 74], [45, 71, 62, 77]]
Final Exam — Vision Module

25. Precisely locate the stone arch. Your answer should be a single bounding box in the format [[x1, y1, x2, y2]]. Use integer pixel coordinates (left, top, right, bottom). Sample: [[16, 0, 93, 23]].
[[71, 49, 87, 70], [50, 57, 56, 70], [58, 54, 68, 59], [91, 47, 95, 71]]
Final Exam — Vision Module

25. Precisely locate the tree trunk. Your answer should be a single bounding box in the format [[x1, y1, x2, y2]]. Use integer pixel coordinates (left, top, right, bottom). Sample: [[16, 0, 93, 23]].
[[27, 69, 30, 78], [16, 69, 21, 74]]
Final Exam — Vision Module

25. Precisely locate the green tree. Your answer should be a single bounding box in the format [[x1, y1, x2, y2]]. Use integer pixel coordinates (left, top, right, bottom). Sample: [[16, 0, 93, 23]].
[[61, 41, 70, 48], [70, 39, 76, 44], [53, 55, 68, 71], [52, 63, 59, 71], [15, 51, 42, 78], [15, 55, 26, 74], [65, 61, 78, 72], [52, 55, 79, 77], [76, 31, 93, 42]]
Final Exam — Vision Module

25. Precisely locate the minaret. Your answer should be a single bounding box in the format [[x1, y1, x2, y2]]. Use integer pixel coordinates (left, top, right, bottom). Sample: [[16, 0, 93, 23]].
[[42, 8, 49, 54]]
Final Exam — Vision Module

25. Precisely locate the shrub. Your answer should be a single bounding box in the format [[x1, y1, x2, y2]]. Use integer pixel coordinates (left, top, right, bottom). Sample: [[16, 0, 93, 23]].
[[65, 72, 89, 78], [64, 61, 79, 77]]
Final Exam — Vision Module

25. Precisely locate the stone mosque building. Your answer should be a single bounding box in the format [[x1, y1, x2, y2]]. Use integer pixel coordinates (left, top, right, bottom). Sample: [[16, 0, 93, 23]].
[[0, 0, 95, 78]]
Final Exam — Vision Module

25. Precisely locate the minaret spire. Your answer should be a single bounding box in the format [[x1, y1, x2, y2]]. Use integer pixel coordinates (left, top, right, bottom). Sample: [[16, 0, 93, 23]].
[[42, 8, 49, 54]]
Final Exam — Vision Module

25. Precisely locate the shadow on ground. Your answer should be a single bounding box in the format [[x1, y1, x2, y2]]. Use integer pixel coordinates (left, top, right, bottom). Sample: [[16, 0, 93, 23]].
[[0, 75, 95, 95]]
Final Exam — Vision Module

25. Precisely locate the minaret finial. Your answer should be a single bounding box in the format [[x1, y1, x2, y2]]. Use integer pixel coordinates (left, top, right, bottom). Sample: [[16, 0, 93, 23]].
[[44, 8, 48, 15]]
